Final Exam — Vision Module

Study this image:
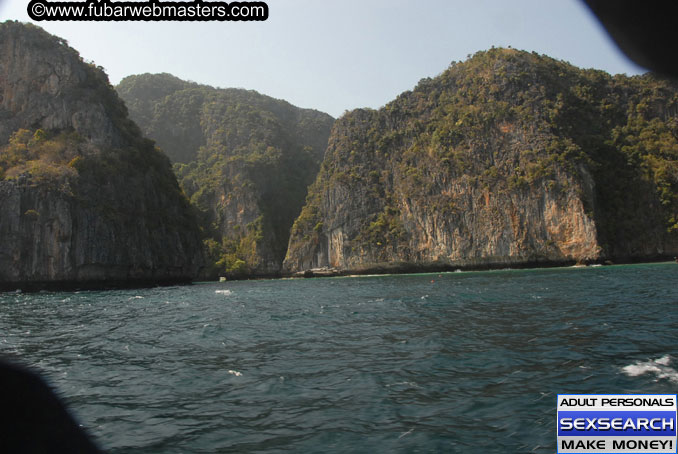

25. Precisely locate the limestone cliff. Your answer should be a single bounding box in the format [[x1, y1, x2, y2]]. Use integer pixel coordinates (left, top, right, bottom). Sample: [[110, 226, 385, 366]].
[[0, 22, 203, 289], [284, 49, 678, 273], [116, 74, 334, 278]]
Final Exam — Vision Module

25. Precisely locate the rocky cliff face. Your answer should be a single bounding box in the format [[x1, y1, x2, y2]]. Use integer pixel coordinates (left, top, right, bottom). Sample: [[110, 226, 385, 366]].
[[0, 22, 203, 289], [116, 74, 334, 278], [284, 49, 678, 273]]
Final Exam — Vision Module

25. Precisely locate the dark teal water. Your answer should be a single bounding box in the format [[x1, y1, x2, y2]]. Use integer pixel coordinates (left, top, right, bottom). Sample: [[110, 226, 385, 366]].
[[1, 263, 678, 453]]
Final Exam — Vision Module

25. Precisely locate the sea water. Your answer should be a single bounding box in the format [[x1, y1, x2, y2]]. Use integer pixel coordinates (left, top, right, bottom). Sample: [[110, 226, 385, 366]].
[[1, 263, 677, 453]]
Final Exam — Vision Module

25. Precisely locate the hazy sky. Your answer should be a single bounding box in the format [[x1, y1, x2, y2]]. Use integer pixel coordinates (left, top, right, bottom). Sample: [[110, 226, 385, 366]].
[[0, 0, 644, 118]]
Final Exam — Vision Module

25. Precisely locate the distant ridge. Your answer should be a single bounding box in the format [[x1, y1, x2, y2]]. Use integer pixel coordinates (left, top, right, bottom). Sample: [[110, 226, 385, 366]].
[[117, 73, 335, 278]]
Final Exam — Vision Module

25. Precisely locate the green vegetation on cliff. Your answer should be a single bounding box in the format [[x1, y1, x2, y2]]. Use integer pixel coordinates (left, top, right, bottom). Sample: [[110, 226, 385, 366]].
[[286, 48, 678, 272], [117, 74, 334, 277], [0, 129, 80, 189]]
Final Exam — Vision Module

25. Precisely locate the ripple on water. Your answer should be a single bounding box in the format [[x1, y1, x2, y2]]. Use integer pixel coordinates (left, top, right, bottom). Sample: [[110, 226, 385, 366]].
[[1, 263, 677, 453]]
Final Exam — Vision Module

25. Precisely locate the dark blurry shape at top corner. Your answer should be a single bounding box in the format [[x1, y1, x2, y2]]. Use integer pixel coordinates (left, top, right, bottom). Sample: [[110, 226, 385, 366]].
[[583, 0, 678, 78]]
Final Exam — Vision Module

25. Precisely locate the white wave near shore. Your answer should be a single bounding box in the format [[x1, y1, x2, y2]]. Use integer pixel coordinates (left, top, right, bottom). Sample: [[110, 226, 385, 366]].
[[622, 355, 678, 383]]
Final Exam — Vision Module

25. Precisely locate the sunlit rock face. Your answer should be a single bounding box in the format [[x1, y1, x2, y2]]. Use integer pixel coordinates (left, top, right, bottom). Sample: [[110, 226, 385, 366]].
[[285, 49, 678, 274]]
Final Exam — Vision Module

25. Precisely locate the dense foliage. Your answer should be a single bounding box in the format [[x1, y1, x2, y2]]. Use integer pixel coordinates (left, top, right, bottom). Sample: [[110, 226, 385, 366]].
[[117, 74, 335, 277], [0, 129, 80, 190]]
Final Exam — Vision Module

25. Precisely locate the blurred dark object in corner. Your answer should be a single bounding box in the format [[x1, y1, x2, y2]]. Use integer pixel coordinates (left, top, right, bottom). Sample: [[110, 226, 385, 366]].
[[0, 359, 102, 454], [583, 0, 678, 78]]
